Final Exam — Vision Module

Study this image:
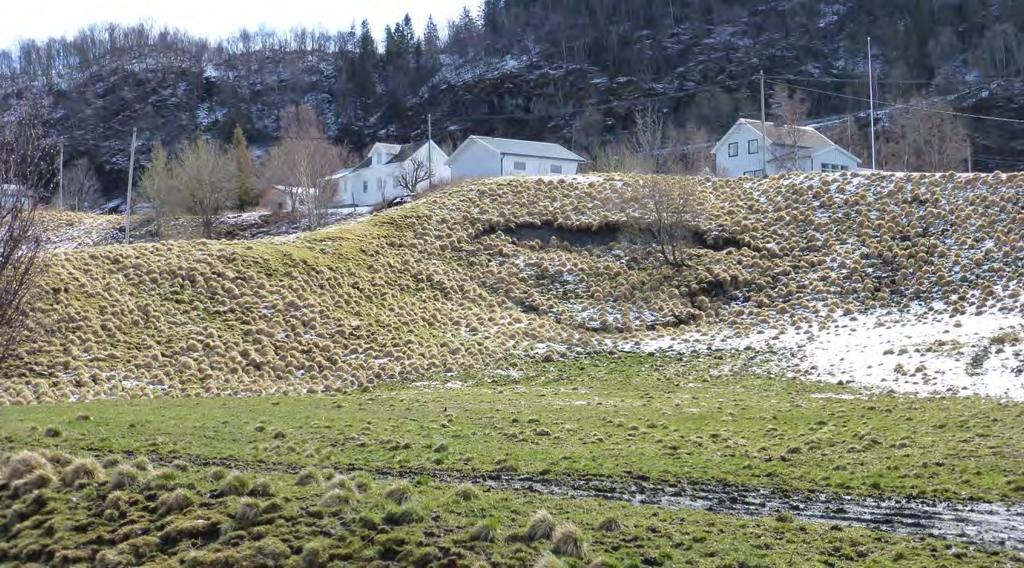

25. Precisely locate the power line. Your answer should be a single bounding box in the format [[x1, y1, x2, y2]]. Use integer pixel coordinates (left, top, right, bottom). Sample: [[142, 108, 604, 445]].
[[764, 74, 1022, 85], [764, 79, 1024, 125], [766, 74, 935, 85]]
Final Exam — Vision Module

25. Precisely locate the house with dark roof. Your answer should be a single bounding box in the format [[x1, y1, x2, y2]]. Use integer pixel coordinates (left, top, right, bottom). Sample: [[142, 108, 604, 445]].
[[711, 118, 862, 178], [332, 140, 450, 208], [446, 136, 586, 181]]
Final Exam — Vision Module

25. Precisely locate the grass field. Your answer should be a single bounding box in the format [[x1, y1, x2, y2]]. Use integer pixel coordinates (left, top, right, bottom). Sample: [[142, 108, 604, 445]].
[[5, 354, 1022, 503], [3, 354, 1023, 566], [4, 172, 1023, 566]]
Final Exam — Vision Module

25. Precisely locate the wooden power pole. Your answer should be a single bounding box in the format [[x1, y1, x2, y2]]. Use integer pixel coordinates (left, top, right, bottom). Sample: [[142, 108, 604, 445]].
[[125, 128, 137, 244], [58, 141, 64, 210], [759, 70, 767, 176], [867, 37, 877, 170], [427, 113, 434, 189]]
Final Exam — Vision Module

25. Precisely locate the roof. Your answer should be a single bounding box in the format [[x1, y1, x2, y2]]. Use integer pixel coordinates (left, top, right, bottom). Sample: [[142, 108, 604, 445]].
[[712, 118, 861, 163], [735, 118, 834, 150], [342, 141, 430, 175], [385, 141, 427, 165], [455, 136, 586, 162]]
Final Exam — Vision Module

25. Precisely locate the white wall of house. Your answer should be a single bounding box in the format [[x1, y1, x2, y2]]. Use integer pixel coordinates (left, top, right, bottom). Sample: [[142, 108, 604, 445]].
[[810, 147, 859, 172], [449, 140, 499, 180], [449, 138, 582, 180], [714, 121, 862, 177], [714, 123, 768, 178], [499, 155, 580, 177], [333, 141, 451, 208]]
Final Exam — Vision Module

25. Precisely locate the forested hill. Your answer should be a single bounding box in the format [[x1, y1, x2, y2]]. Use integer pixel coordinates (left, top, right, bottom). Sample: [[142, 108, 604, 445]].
[[1, 0, 1023, 193]]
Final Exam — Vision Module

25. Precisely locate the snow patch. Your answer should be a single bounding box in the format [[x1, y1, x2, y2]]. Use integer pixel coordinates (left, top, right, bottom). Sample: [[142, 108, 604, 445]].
[[619, 310, 1024, 399]]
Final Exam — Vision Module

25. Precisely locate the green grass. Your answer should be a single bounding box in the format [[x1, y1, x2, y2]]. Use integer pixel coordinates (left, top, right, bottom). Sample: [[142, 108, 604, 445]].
[[1, 454, 1017, 567], [2, 354, 1022, 503]]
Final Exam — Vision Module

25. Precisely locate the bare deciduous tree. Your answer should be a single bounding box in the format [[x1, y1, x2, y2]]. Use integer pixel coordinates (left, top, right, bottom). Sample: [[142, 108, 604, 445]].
[[880, 98, 970, 172], [171, 138, 234, 238], [771, 86, 810, 172], [63, 158, 101, 212], [665, 126, 714, 175], [0, 99, 55, 364], [260, 105, 348, 228], [394, 157, 431, 195], [138, 142, 177, 238], [611, 178, 709, 267]]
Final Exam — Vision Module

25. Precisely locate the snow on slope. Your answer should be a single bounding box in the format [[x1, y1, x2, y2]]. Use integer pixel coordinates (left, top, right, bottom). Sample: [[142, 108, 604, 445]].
[[619, 310, 1024, 400]]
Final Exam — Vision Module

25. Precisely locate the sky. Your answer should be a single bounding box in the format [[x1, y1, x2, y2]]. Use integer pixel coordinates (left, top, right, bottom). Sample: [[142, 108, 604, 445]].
[[0, 0, 471, 50]]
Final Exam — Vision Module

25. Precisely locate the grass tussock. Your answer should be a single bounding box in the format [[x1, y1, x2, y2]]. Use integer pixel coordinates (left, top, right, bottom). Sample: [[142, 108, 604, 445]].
[[4, 172, 1022, 404]]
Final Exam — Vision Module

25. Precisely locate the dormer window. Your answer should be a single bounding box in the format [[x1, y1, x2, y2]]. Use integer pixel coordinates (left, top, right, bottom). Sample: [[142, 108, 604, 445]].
[[375, 151, 382, 165]]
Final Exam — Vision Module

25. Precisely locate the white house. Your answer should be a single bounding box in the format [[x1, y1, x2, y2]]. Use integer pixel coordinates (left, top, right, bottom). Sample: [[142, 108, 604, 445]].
[[333, 140, 451, 208], [447, 136, 586, 181], [711, 118, 861, 178]]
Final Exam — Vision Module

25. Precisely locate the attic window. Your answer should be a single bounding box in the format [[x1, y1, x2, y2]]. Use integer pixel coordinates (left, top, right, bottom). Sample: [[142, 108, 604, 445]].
[[728, 142, 739, 157], [513, 161, 527, 171], [550, 164, 563, 174]]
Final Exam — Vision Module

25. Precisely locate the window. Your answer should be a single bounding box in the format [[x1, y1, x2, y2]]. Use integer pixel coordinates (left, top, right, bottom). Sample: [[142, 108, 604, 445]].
[[362, 180, 368, 194], [377, 178, 385, 191], [728, 142, 739, 157], [513, 161, 527, 171], [742, 170, 765, 177], [820, 163, 850, 172], [375, 151, 382, 164], [748, 139, 758, 154], [550, 164, 563, 174]]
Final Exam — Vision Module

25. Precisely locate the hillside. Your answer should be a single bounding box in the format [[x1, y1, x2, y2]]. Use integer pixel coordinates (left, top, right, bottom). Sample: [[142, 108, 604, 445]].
[[1, 0, 1022, 192], [3, 171, 1022, 405]]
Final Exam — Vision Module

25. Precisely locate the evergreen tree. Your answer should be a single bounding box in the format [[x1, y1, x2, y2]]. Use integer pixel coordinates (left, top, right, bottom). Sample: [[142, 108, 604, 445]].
[[231, 125, 257, 210], [353, 20, 379, 117]]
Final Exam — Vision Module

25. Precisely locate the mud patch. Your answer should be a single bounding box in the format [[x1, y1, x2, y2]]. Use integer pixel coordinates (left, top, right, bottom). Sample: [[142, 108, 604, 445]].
[[117, 451, 1024, 551]]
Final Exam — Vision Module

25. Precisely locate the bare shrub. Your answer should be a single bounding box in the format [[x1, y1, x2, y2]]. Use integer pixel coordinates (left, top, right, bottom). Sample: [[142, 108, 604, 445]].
[[170, 138, 235, 239], [880, 98, 970, 172], [138, 142, 177, 238], [612, 178, 709, 267], [394, 157, 431, 196], [260, 105, 350, 229], [0, 99, 54, 364], [63, 158, 101, 212]]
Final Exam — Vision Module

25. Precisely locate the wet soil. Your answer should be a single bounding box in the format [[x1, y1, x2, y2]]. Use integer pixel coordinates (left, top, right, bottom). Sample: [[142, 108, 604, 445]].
[[112, 450, 1024, 551]]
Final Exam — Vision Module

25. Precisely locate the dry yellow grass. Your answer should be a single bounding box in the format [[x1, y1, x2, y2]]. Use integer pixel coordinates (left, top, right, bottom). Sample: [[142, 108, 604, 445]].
[[2, 172, 1021, 404]]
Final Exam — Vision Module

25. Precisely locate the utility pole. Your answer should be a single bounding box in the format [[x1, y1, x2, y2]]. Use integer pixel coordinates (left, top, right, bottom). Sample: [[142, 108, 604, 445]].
[[759, 70, 767, 176], [867, 37, 877, 170], [427, 113, 434, 189], [58, 141, 64, 210], [125, 128, 137, 244]]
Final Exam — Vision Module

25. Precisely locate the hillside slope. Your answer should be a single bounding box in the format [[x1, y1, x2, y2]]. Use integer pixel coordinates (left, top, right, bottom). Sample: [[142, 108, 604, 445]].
[[3, 172, 1023, 404]]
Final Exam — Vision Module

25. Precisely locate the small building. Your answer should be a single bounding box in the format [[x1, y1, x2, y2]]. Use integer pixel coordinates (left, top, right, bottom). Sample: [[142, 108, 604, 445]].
[[447, 136, 586, 181], [711, 118, 861, 178], [333, 141, 450, 208]]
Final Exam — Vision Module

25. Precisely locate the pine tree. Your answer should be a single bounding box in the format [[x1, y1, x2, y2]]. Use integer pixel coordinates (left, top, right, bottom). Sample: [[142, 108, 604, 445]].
[[231, 125, 257, 210]]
